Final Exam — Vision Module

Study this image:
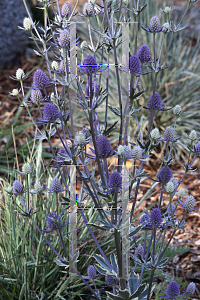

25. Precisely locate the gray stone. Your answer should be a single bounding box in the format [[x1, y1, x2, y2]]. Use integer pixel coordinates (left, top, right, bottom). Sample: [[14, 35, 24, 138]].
[[0, 0, 31, 69]]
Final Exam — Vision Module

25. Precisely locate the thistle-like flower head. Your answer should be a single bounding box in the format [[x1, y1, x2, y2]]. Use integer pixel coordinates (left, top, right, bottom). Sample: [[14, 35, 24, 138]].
[[183, 195, 195, 212], [82, 55, 98, 75], [13, 180, 25, 196], [194, 142, 200, 156], [50, 177, 62, 193], [87, 265, 97, 279], [43, 103, 60, 122], [96, 135, 111, 158], [23, 17, 32, 30], [33, 70, 49, 89], [149, 16, 161, 33], [163, 126, 174, 143], [166, 281, 180, 298], [108, 171, 122, 192], [147, 92, 163, 110], [46, 212, 62, 231], [83, 2, 94, 16], [186, 282, 196, 295], [135, 245, 144, 257], [61, 2, 72, 18], [150, 208, 162, 227], [151, 128, 160, 140], [22, 163, 32, 175], [132, 145, 142, 160], [30, 89, 43, 104], [105, 275, 118, 286], [129, 55, 141, 74], [173, 105, 181, 116], [58, 29, 70, 48], [157, 166, 172, 183], [137, 45, 151, 63]]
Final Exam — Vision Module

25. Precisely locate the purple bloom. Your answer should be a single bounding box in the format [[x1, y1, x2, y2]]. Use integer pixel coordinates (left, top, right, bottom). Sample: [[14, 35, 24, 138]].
[[43, 103, 60, 122], [85, 80, 99, 97], [186, 282, 196, 295], [33, 70, 49, 89], [46, 212, 62, 231], [150, 208, 162, 227], [157, 166, 172, 184], [147, 92, 162, 110], [129, 55, 141, 74], [162, 280, 187, 300], [194, 142, 200, 156], [61, 2, 72, 18], [83, 2, 94, 16], [105, 275, 118, 286], [163, 126, 174, 143], [108, 171, 122, 192], [135, 245, 144, 257], [58, 29, 70, 48], [30, 89, 43, 104], [87, 265, 97, 279], [82, 55, 98, 75], [96, 135, 111, 158], [13, 180, 24, 195], [139, 214, 149, 225], [149, 16, 161, 33], [137, 45, 151, 63], [50, 177, 62, 193]]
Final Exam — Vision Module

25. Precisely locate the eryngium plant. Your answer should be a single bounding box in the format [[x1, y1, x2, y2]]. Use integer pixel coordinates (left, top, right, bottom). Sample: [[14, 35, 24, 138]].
[[8, 0, 199, 299]]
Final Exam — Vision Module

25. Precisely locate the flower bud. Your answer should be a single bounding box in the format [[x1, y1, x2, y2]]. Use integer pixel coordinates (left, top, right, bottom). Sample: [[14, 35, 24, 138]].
[[16, 68, 25, 80], [186, 282, 196, 295], [51, 61, 59, 71], [183, 195, 195, 212], [22, 163, 32, 175], [166, 181, 175, 194], [173, 105, 181, 115], [163, 6, 172, 13], [87, 265, 96, 279], [117, 145, 125, 155], [132, 145, 142, 160], [34, 182, 43, 193], [81, 41, 88, 49], [23, 17, 32, 30], [149, 16, 161, 33], [11, 88, 19, 96], [189, 130, 197, 140], [50, 177, 62, 193], [178, 188, 185, 199], [151, 128, 160, 140]]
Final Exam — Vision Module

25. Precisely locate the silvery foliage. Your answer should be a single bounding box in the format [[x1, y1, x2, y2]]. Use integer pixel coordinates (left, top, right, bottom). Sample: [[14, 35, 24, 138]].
[[11, 0, 199, 299]]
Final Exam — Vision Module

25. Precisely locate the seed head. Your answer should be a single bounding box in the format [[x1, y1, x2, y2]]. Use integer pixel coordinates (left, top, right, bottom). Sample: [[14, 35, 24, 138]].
[[12, 88, 19, 96], [96, 136, 111, 158], [178, 188, 185, 199], [51, 61, 59, 71], [166, 181, 175, 194], [13, 180, 24, 195], [43, 103, 59, 121], [173, 105, 181, 115], [109, 171, 122, 191], [183, 195, 195, 212], [137, 45, 151, 63], [82, 55, 98, 75], [195, 142, 200, 156], [147, 92, 162, 110], [149, 16, 161, 33], [83, 2, 94, 16], [31, 89, 43, 104], [23, 17, 32, 30], [80, 41, 88, 49], [105, 275, 118, 286], [22, 163, 32, 175], [150, 208, 162, 226], [151, 128, 160, 140], [166, 281, 180, 298], [135, 245, 144, 257], [16, 68, 25, 80], [189, 130, 197, 141], [129, 55, 141, 74], [33, 70, 49, 89], [59, 29, 70, 48], [50, 177, 62, 193], [186, 282, 196, 295], [163, 126, 174, 143], [132, 145, 142, 160], [61, 2, 72, 18], [157, 166, 172, 183], [117, 145, 125, 155], [34, 182, 43, 193], [87, 265, 96, 279]]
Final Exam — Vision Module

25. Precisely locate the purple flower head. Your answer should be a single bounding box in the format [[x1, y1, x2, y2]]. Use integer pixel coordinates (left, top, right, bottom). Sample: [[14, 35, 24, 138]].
[[31, 89, 43, 104], [150, 208, 162, 227], [83, 2, 94, 16], [147, 92, 162, 110], [135, 245, 144, 257], [58, 29, 70, 48], [43, 103, 60, 122], [139, 214, 149, 224], [129, 55, 141, 74], [46, 212, 61, 231], [85, 80, 99, 98], [50, 177, 62, 193], [194, 142, 200, 156], [149, 16, 161, 33], [33, 70, 49, 89], [96, 135, 111, 158], [87, 265, 96, 279], [163, 126, 174, 143], [137, 45, 151, 63], [157, 166, 172, 184], [166, 281, 180, 298], [186, 282, 196, 295], [108, 171, 122, 192], [61, 2, 72, 18], [57, 149, 66, 162], [183, 195, 195, 212], [105, 275, 118, 286], [13, 180, 24, 195], [82, 55, 98, 75]]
